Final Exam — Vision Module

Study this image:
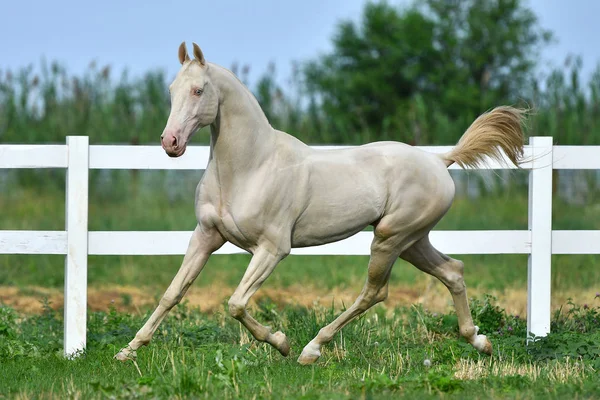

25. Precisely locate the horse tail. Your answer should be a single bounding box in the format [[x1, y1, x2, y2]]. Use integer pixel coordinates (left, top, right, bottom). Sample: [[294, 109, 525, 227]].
[[441, 106, 527, 169]]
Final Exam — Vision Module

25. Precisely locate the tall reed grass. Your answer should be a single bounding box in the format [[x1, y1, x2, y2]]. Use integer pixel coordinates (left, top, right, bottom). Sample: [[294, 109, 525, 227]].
[[2, 57, 600, 147]]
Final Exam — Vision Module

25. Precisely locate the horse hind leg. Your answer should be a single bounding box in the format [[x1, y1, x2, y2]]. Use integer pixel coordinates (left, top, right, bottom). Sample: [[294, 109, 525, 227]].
[[400, 235, 492, 355], [298, 232, 408, 365]]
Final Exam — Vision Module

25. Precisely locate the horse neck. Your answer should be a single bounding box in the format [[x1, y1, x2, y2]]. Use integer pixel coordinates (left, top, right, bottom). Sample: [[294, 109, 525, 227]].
[[207, 64, 276, 173]]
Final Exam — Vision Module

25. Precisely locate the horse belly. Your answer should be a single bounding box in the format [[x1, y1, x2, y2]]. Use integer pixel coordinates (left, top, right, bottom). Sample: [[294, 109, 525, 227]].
[[291, 194, 381, 248]]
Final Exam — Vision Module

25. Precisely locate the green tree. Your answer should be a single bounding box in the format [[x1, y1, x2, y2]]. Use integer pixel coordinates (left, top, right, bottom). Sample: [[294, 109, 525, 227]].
[[303, 0, 552, 144], [423, 0, 552, 118]]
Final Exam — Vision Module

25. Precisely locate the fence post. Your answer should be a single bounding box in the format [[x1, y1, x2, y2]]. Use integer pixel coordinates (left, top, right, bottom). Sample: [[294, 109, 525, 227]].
[[527, 136, 553, 339], [64, 136, 89, 357]]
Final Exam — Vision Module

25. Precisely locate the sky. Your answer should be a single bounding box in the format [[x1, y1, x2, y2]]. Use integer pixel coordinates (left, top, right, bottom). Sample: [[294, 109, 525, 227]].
[[1, 0, 600, 89]]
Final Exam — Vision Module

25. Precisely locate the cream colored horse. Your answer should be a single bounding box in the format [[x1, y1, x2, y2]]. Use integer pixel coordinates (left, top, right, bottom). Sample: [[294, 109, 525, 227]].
[[116, 42, 525, 365]]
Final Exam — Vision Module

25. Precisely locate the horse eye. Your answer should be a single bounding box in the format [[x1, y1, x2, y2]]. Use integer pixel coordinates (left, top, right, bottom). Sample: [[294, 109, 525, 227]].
[[195, 88, 203, 96]]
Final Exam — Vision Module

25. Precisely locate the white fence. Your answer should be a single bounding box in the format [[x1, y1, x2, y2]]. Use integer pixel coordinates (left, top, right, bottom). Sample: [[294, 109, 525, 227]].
[[1, 136, 600, 357]]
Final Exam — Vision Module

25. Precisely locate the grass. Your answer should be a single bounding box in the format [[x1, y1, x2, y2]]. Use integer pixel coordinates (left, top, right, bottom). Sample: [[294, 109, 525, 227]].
[[1, 296, 600, 399]]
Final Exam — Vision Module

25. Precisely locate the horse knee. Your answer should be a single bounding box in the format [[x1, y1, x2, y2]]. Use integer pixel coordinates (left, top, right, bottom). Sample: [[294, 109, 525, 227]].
[[228, 298, 245, 319], [159, 292, 181, 309]]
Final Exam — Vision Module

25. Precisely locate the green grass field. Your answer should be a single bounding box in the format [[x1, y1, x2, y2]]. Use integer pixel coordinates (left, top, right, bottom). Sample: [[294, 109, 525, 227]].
[[1, 296, 600, 399]]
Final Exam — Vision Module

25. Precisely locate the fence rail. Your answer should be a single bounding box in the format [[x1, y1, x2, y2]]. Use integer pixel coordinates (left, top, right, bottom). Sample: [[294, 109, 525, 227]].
[[1, 136, 599, 357]]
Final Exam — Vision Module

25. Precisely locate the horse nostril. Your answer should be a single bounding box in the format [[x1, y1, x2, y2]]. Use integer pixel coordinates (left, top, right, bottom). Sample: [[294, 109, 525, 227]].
[[172, 136, 178, 148]]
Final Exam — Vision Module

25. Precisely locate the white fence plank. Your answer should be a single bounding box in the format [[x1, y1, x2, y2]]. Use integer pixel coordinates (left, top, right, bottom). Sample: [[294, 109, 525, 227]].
[[89, 145, 211, 170], [553, 146, 600, 169], [89, 231, 198, 255], [552, 231, 600, 254], [0, 231, 67, 254], [0, 229, 535, 256], [527, 137, 554, 338], [64, 137, 89, 357], [85, 144, 534, 170], [431, 230, 531, 254], [0, 145, 67, 168], [88, 230, 531, 256], [2, 229, 597, 256]]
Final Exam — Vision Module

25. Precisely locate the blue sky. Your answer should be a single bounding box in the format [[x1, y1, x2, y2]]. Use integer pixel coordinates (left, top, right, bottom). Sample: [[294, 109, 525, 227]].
[[1, 0, 600, 88]]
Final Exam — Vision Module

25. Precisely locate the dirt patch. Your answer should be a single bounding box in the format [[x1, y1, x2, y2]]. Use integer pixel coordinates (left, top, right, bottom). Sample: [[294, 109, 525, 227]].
[[1, 282, 597, 317]]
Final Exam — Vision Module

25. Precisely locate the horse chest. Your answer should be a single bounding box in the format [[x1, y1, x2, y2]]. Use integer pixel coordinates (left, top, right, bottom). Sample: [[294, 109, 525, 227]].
[[212, 211, 260, 252], [198, 167, 294, 251]]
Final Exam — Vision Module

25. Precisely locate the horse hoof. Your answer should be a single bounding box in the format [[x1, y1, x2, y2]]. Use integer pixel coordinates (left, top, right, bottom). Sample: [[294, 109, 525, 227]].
[[297, 342, 321, 365], [473, 334, 493, 355], [297, 352, 320, 365], [114, 347, 136, 361], [270, 331, 290, 357]]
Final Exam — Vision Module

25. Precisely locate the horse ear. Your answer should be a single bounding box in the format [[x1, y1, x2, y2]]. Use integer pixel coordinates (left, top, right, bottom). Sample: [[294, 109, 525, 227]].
[[192, 42, 206, 66], [178, 42, 190, 64]]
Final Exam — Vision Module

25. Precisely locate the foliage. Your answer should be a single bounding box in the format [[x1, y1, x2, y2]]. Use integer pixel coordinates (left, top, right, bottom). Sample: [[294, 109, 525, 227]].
[[302, 0, 552, 144], [0, 61, 171, 145], [419, 0, 552, 117], [530, 57, 600, 145], [527, 298, 600, 369], [469, 294, 527, 336]]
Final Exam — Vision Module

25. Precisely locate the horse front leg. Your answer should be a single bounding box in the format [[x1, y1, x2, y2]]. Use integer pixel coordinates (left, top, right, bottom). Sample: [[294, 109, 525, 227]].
[[228, 246, 290, 356], [115, 224, 225, 361]]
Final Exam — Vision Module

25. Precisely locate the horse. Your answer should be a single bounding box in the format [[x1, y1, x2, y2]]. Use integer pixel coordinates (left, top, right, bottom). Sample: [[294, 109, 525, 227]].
[[115, 42, 525, 365]]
